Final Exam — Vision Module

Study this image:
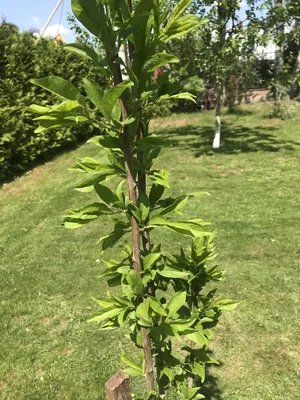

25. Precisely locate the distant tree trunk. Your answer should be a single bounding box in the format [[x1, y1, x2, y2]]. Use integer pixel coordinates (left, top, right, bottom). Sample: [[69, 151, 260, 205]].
[[119, 43, 129, 80], [227, 74, 240, 112], [289, 20, 300, 99], [212, 3, 226, 148], [290, 48, 300, 98], [213, 82, 222, 149], [274, 0, 285, 101]]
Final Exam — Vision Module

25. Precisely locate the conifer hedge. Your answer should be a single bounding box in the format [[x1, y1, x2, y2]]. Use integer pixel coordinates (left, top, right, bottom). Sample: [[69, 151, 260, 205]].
[[0, 20, 106, 182]]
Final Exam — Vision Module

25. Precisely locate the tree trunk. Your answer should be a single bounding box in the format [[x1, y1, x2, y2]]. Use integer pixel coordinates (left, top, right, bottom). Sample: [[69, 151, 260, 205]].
[[111, 59, 155, 397], [289, 20, 300, 99], [119, 43, 129, 80], [213, 83, 222, 149], [290, 48, 300, 98], [274, 0, 285, 101], [212, 4, 226, 149], [227, 74, 240, 112]]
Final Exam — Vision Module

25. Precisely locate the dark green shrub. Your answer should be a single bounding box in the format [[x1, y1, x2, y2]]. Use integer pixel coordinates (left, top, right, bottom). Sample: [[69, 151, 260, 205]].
[[0, 19, 107, 182]]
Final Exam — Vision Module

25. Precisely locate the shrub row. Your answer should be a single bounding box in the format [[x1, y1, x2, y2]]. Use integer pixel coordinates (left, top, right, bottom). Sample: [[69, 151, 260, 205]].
[[0, 20, 106, 183], [0, 107, 97, 182]]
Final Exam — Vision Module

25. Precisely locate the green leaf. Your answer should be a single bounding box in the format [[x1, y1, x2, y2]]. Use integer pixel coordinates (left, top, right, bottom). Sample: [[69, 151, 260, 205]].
[[158, 267, 189, 279], [158, 322, 181, 340], [137, 134, 167, 147], [48, 100, 84, 114], [63, 203, 112, 229], [137, 192, 150, 221], [148, 296, 167, 316], [144, 53, 179, 72], [121, 351, 143, 373], [168, 0, 193, 22], [88, 307, 123, 323], [160, 366, 173, 382], [169, 318, 195, 332], [102, 259, 120, 268], [143, 253, 161, 270], [158, 196, 189, 216], [149, 184, 165, 206], [127, 270, 144, 295], [70, 157, 116, 175], [34, 115, 88, 133], [187, 387, 204, 400], [26, 104, 50, 114], [149, 170, 169, 188], [92, 297, 115, 308], [103, 80, 134, 119], [99, 229, 127, 250], [128, 204, 142, 222], [71, 0, 104, 37], [131, 0, 154, 52], [97, 269, 119, 279], [159, 92, 197, 103], [94, 183, 117, 205], [65, 42, 102, 66], [123, 367, 143, 377], [145, 391, 158, 400], [84, 78, 105, 115], [111, 101, 121, 121], [193, 362, 205, 383], [136, 300, 150, 321], [149, 216, 210, 237], [219, 300, 240, 311], [167, 291, 186, 318], [87, 136, 121, 149], [116, 180, 126, 203], [186, 331, 209, 346], [161, 15, 205, 43], [30, 76, 85, 105]]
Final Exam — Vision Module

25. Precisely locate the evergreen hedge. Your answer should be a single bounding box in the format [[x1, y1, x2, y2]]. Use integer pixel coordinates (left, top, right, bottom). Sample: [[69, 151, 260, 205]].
[[0, 20, 106, 182]]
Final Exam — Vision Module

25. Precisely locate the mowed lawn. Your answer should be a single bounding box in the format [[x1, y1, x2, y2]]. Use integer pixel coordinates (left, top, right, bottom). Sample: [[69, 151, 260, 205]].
[[1, 102, 300, 399]]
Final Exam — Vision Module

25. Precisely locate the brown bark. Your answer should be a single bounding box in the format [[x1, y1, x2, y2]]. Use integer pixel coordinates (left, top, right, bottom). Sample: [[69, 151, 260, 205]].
[[137, 123, 151, 253], [137, 122, 164, 398], [106, 370, 132, 400]]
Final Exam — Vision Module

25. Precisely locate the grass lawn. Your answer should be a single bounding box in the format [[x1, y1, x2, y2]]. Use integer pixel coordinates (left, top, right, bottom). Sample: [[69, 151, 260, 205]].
[[1, 102, 300, 399]]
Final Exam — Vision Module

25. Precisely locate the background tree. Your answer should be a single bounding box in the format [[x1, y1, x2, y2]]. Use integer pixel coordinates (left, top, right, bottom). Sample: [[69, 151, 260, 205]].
[[264, 0, 300, 98], [167, 0, 266, 148]]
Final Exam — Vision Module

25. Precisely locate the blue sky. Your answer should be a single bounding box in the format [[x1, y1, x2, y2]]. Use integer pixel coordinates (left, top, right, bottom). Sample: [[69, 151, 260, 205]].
[[1, 0, 74, 39]]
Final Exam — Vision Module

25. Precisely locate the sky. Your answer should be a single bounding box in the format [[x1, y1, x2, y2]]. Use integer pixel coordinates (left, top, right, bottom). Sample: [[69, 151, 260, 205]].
[[1, 0, 74, 40]]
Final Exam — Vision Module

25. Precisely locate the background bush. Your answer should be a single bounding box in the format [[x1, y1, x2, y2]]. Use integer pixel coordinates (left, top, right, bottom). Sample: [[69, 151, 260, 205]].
[[0, 20, 107, 183]]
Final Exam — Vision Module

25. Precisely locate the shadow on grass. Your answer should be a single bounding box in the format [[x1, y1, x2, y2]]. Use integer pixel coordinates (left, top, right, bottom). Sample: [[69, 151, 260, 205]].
[[159, 123, 300, 156], [0, 137, 87, 186], [224, 107, 256, 117], [200, 366, 223, 400]]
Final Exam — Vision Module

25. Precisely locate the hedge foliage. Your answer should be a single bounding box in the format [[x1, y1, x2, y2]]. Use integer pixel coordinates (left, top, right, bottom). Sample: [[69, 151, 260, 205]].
[[0, 20, 107, 182]]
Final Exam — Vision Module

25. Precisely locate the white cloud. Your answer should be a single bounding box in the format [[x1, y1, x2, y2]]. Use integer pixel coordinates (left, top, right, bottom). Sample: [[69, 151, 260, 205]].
[[240, 0, 247, 7], [41, 24, 71, 38], [32, 16, 41, 27]]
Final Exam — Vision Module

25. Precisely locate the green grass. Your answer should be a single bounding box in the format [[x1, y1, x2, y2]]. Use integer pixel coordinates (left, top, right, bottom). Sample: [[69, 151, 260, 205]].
[[1, 102, 300, 399]]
